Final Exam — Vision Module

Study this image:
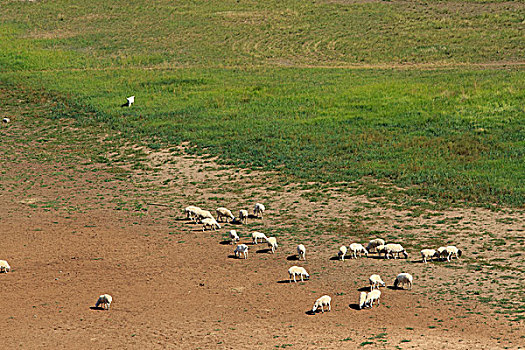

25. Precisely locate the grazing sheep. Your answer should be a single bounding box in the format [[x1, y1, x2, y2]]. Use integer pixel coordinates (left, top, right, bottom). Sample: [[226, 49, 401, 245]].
[[234, 244, 249, 259], [359, 292, 367, 309], [367, 238, 385, 253], [288, 266, 309, 283], [369, 274, 385, 291], [437, 246, 447, 261], [126, 96, 135, 107], [376, 244, 387, 256], [185, 206, 200, 219], [384, 243, 408, 259], [202, 217, 221, 231], [266, 237, 278, 254], [297, 244, 306, 261], [338, 246, 347, 261], [229, 230, 240, 244], [95, 294, 112, 310], [216, 207, 235, 223], [394, 273, 413, 290], [349, 243, 368, 259], [251, 231, 267, 244], [363, 289, 381, 308], [359, 290, 381, 309], [421, 249, 438, 263], [253, 203, 265, 218], [193, 208, 214, 223], [312, 295, 331, 313], [2, 117, 10, 124], [239, 209, 249, 224], [444, 246, 462, 262], [0, 260, 11, 273]]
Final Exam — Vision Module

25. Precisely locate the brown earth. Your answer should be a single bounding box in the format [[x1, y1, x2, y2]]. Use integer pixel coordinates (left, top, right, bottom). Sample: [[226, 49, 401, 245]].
[[0, 87, 523, 349]]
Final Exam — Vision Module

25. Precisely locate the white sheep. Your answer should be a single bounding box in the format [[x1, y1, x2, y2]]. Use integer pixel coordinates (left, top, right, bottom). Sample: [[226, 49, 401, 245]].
[[239, 209, 249, 224], [364, 289, 381, 308], [369, 274, 385, 291], [229, 230, 239, 244], [95, 294, 112, 310], [251, 231, 267, 244], [367, 238, 385, 253], [338, 246, 347, 261], [376, 244, 387, 256], [394, 273, 413, 290], [312, 295, 331, 313], [253, 203, 265, 218], [266, 237, 278, 254], [216, 207, 235, 223], [297, 244, 306, 261], [444, 246, 462, 262], [185, 205, 200, 219], [193, 208, 214, 223], [0, 260, 11, 273], [288, 266, 309, 283], [349, 243, 368, 259], [202, 217, 221, 231], [359, 290, 381, 309], [437, 246, 448, 261], [234, 244, 249, 259], [2, 117, 10, 124], [421, 249, 438, 263], [384, 243, 408, 259], [126, 95, 134, 107]]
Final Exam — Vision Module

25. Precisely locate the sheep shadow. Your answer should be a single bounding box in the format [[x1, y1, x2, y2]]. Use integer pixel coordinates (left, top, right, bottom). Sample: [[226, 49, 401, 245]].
[[367, 255, 386, 260], [286, 255, 300, 261], [89, 306, 106, 311], [329, 256, 340, 261], [305, 310, 316, 316], [174, 218, 188, 222], [348, 304, 361, 311], [229, 219, 244, 225], [219, 240, 232, 245], [357, 286, 372, 292], [227, 254, 242, 259], [387, 286, 401, 290], [248, 214, 259, 219], [277, 280, 292, 284], [256, 248, 272, 254]]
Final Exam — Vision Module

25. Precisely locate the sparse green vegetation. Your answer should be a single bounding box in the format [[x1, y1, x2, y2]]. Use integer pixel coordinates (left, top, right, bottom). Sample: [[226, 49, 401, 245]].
[[0, 0, 524, 206]]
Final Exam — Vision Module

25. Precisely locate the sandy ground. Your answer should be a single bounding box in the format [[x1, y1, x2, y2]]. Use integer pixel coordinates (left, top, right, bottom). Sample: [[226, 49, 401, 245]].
[[0, 88, 523, 349]]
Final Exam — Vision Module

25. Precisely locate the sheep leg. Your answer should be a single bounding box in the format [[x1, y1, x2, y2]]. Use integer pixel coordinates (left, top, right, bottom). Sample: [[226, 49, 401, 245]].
[[321, 305, 324, 313]]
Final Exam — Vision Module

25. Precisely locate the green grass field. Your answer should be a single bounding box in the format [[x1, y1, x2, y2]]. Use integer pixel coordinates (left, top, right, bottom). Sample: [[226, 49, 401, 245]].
[[1, 0, 524, 206]]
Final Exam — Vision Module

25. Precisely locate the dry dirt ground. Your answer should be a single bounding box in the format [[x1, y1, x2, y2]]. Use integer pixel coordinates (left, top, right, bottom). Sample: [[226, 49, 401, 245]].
[[0, 87, 523, 349]]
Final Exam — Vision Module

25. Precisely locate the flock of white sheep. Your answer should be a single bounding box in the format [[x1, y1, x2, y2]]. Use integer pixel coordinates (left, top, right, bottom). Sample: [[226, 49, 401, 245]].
[[182, 203, 463, 314], [0, 201, 462, 313]]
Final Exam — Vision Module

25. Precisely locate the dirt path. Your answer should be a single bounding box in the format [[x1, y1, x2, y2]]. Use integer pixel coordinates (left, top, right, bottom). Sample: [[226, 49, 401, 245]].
[[0, 87, 523, 349]]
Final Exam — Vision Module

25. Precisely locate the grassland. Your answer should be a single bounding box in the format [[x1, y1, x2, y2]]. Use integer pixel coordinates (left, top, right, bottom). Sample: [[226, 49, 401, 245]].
[[1, 0, 524, 206]]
